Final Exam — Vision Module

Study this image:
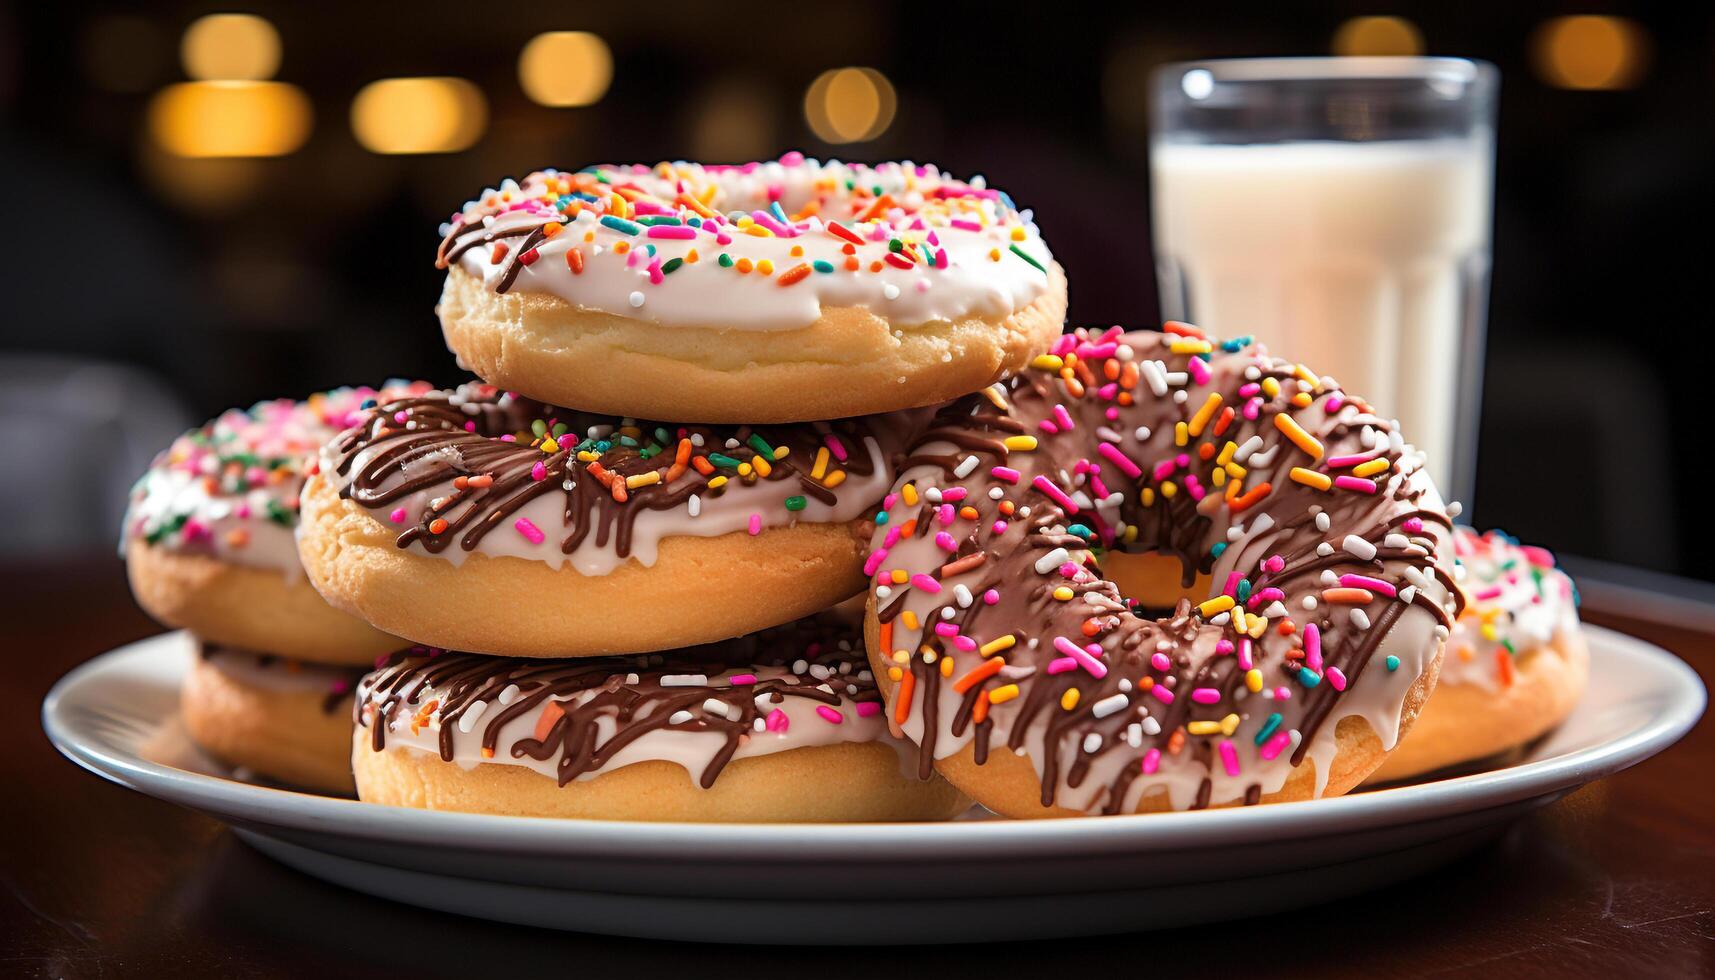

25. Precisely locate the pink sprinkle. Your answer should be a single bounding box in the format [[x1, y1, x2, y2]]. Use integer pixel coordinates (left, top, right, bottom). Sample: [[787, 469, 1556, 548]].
[[982, 589, 1000, 605], [949, 218, 982, 232], [1058, 561, 1081, 578], [766, 709, 790, 733], [953, 635, 977, 651], [856, 701, 882, 718], [942, 487, 968, 503], [1326, 449, 1383, 468], [882, 525, 902, 548], [824, 434, 849, 462], [1188, 358, 1211, 385], [1142, 748, 1161, 774], [1304, 623, 1323, 672], [1219, 740, 1241, 776], [1259, 730, 1293, 761], [747, 513, 762, 535], [1274, 686, 1292, 701], [991, 466, 1021, 484], [1097, 442, 1143, 478], [816, 706, 844, 725], [728, 673, 757, 686], [1215, 639, 1234, 655], [1038, 419, 1060, 435], [1054, 636, 1107, 678], [1325, 395, 1344, 413], [938, 504, 955, 525], [992, 520, 1009, 534], [389, 507, 408, 524], [1090, 473, 1112, 500], [1223, 571, 1243, 598], [1151, 652, 1171, 672], [1402, 517, 1425, 534], [647, 256, 664, 285], [646, 225, 697, 239], [1328, 667, 1348, 691], [862, 549, 889, 576], [1192, 688, 1221, 704], [1263, 555, 1286, 573], [1334, 475, 1378, 494], [1152, 458, 1178, 481], [514, 517, 545, 544], [1239, 383, 1261, 397], [1032, 475, 1079, 514], [1149, 684, 1175, 704], [1243, 397, 1262, 420], [393, 410, 408, 423], [909, 574, 942, 593], [934, 531, 958, 552], [1053, 405, 1076, 430], [934, 622, 961, 637], [1473, 585, 1503, 601], [1521, 545, 1556, 568], [1246, 587, 1285, 609], [1339, 574, 1397, 597], [1237, 637, 1254, 671], [1046, 657, 1079, 675], [530, 461, 547, 481]]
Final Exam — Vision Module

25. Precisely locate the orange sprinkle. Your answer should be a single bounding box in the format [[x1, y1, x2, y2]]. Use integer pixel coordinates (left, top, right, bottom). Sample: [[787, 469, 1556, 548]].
[[532, 700, 565, 742], [971, 689, 992, 725], [691, 456, 715, 476], [1496, 649, 1515, 686], [858, 194, 896, 222], [1198, 442, 1216, 461], [897, 518, 918, 538], [878, 622, 893, 655], [428, 518, 448, 534], [777, 263, 812, 286], [1228, 482, 1273, 513], [844, 256, 860, 271], [1273, 413, 1324, 459], [894, 669, 916, 725], [1167, 728, 1187, 754], [566, 247, 584, 274], [1322, 587, 1375, 604], [953, 657, 1005, 694], [1213, 406, 1235, 437], [1163, 320, 1205, 338]]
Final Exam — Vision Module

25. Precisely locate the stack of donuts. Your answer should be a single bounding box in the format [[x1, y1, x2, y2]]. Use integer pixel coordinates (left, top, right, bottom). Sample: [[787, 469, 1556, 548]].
[[122, 153, 1588, 821]]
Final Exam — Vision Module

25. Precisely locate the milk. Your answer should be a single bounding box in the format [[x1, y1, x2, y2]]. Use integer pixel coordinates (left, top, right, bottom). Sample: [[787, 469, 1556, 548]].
[[1150, 136, 1493, 498]]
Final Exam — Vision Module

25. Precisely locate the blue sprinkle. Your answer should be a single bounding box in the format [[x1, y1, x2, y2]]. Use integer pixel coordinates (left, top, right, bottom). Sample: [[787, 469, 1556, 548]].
[[1385, 655, 1400, 672], [1211, 542, 1228, 558], [1068, 523, 1093, 539], [1237, 579, 1252, 602], [1254, 712, 1283, 746], [1298, 667, 1321, 688], [875, 511, 889, 525], [770, 200, 789, 224]]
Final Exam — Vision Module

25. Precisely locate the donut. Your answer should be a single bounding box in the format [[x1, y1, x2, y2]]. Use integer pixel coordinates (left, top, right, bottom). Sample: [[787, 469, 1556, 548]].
[[124, 384, 429, 664], [181, 643, 367, 793], [433, 153, 1066, 423], [352, 613, 970, 822], [299, 383, 922, 657], [1367, 528, 1587, 782], [864, 325, 1464, 817]]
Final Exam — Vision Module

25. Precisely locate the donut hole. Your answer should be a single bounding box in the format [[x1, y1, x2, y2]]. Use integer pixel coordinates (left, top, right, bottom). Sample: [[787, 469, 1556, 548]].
[[1097, 550, 1213, 618]]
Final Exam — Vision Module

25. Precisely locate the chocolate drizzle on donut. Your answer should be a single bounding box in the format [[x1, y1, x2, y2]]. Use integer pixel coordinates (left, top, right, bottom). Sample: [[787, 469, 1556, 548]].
[[356, 616, 880, 788], [870, 327, 1463, 813], [328, 384, 895, 562]]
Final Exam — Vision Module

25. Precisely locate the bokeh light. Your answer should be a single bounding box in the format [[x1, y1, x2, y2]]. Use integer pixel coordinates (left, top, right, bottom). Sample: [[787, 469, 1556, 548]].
[[1331, 16, 1425, 57], [804, 67, 896, 144], [1531, 16, 1649, 90], [350, 77, 487, 154], [689, 77, 778, 162], [180, 13, 282, 82], [148, 81, 313, 158], [518, 31, 613, 107]]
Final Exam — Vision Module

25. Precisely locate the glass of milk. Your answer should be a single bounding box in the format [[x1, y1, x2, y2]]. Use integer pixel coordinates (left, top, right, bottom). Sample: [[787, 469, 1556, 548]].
[[1150, 58, 1497, 506]]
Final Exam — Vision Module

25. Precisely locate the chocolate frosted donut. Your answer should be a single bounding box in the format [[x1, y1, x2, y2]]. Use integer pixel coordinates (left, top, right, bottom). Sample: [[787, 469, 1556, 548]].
[[434, 153, 1066, 423], [1367, 527, 1586, 782], [181, 643, 368, 793], [865, 325, 1463, 817], [299, 383, 924, 656], [353, 613, 969, 822], [123, 384, 427, 664]]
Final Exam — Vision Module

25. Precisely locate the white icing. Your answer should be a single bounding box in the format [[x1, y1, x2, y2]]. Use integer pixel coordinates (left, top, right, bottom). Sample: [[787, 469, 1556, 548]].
[[443, 155, 1054, 331], [1443, 527, 1580, 691]]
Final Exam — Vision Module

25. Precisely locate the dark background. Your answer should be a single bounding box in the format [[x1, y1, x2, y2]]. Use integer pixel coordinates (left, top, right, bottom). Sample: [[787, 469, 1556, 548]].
[[2, 2, 1711, 591]]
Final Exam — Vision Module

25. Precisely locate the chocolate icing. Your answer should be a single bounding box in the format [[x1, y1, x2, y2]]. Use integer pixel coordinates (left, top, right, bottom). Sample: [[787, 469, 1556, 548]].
[[870, 327, 1463, 813], [356, 615, 881, 788]]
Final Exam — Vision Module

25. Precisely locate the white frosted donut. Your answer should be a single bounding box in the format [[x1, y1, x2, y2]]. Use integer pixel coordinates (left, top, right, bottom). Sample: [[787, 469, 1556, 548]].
[[434, 153, 1066, 422], [180, 643, 367, 793], [123, 385, 427, 664], [352, 614, 969, 822], [1367, 527, 1587, 782], [865, 325, 1463, 817], [299, 383, 924, 657]]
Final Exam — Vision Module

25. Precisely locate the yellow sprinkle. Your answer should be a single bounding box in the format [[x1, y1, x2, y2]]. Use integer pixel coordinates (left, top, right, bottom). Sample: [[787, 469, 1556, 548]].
[[1212, 468, 1227, 487], [1291, 392, 1313, 408], [1353, 458, 1390, 478], [1031, 354, 1065, 371], [1231, 606, 1248, 632], [1060, 688, 1081, 710], [772, 445, 790, 460], [1221, 713, 1241, 736], [1480, 623, 1498, 641], [982, 386, 1011, 411], [1187, 720, 1222, 736], [901, 610, 919, 629], [624, 471, 662, 489], [987, 683, 1021, 705], [745, 225, 774, 238], [1004, 435, 1039, 451], [811, 447, 830, 480], [1245, 669, 1264, 692], [757, 259, 775, 274], [891, 569, 909, 585], [1247, 616, 1268, 639], [940, 656, 955, 678], [887, 666, 903, 682], [979, 635, 1017, 657], [1010, 226, 1026, 241], [1188, 393, 1223, 437], [1170, 339, 1213, 355], [1141, 487, 1156, 507], [892, 650, 909, 663], [1216, 442, 1238, 466], [1053, 586, 1075, 601], [1225, 463, 1247, 479], [1295, 363, 1322, 389], [540, 437, 559, 453], [1261, 377, 1281, 398], [823, 470, 847, 488], [1290, 467, 1333, 491], [751, 456, 772, 478], [706, 475, 728, 489], [1174, 421, 1188, 446], [1274, 413, 1324, 459], [989, 248, 1002, 261], [1161, 481, 1178, 499], [1198, 596, 1235, 617], [902, 483, 918, 505], [1122, 524, 1139, 543], [737, 462, 754, 477]]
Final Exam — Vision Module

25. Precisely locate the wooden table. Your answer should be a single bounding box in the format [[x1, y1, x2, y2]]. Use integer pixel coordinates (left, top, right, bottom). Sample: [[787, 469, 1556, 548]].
[[5, 557, 1713, 977]]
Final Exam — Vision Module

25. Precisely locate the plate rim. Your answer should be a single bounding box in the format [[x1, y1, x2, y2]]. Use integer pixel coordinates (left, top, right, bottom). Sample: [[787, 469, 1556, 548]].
[[43, 624, 1705, 861]]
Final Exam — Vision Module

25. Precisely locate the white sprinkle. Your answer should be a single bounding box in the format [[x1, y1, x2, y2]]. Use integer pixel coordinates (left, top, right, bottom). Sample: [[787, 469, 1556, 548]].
[[1117, 344, 1135, 362], [1125, 723, 1143, 748], [1399, 585, 1418, 605], [1249, 513, 1275, 535], [1316, 543, 1335, 557], [1141, 716, 1162, 736], [954, 583, 974, 608], [1034, 548, 1071, 574], [1302, 595, 1319, 610], [1343, 535, 1378, 560], [1091, 693, 1130, 719], [1248, 445, 1279, 467], [660, 674, 709, 687], [792, 659, 809, 675], [1082, 733, 1104, 754], [940, 606, 956, 620], [628, 291, 645, 308], [1350, 608, 1372, 629], [669, 710, 694, 725], [702, 697, 731, 717], [1263, 601, 1288, 618], [753, 718, 766, 732], [1315, 512, 1332, 532], [1143, 360, 1169, 396], [754, 694, 774, 712], [1097, 426, 1123, 443], [954, 455, 980, 478], [1447, 501, 1464, 518], [875, 585, 893, 601], [988, 486, 1006, 500], [457, 701, 487, 733], [1320, 570, 1341, 587], [688, 495, 701, 517], [1384, 533, 1409, 549], [883, 283, 901, 300], [809, 663, 832, 680], [498, 684, 520, 705], [1234, 435, 1264, 463]]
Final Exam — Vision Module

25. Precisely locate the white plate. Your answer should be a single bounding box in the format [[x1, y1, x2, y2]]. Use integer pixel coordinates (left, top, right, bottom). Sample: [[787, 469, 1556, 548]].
[[43, 626, 1703, 944]]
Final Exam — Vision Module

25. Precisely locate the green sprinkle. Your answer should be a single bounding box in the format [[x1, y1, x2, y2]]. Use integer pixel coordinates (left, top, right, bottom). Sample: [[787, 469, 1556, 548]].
[[1254, 712, 1283, 746], [661, 257, 684, 275], [655, 427, 672, 445], [1237, 579, 1252, 602], [747, 434, 776, 458], [265, 499, 294, 528], [1501, 638, 1516, 655], [637, 215, 683, 226], [639, 445, 662, 459], [888, 238, 904, 253], [875, 511, 889, 524], [1298, 667, 1321, 688], [599, 215, 641, 236], [1211, 542, 1228, 558], [1009, 243, 1046, 272], [717, 253, 734, 267], [708, 453, 742, 469], [784, 496, 807, 512], [812, 260, 834, 273], [618, 436, 638, 447], [1385, 655, 1400, 672], [531, 419, 548, 438]]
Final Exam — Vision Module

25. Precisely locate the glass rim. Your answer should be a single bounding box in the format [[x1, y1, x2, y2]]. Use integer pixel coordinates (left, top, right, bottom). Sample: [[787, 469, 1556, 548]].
[[1154, 56, 1496, 87]]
